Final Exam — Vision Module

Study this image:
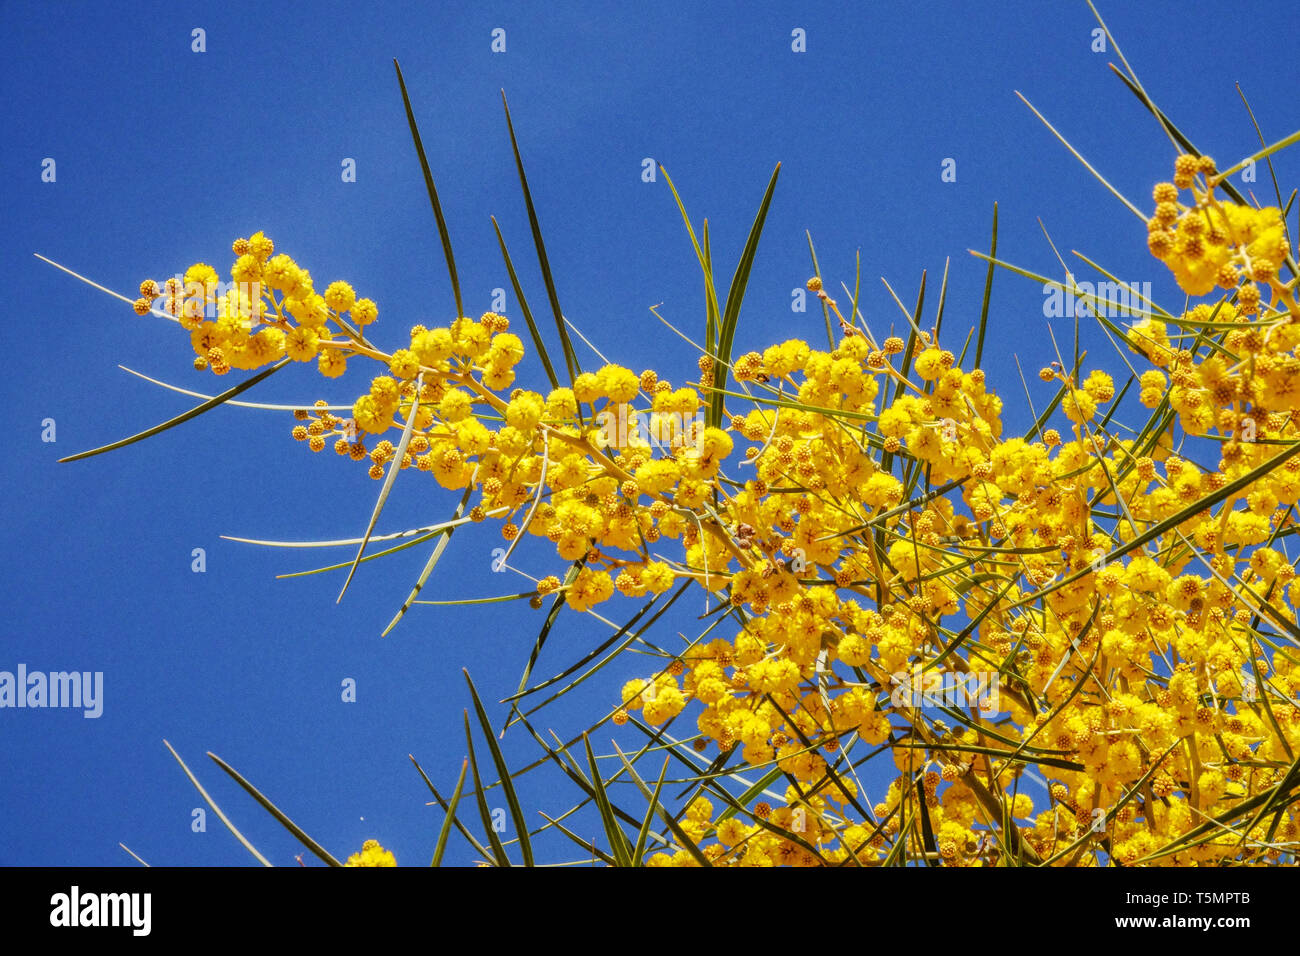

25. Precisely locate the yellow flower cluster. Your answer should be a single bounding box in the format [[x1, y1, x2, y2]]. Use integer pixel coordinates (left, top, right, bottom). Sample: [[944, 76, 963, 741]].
[[144, 189, 1300, 865], [135, 232, 375, 378], [1147, 154, 1291, 305], [344, 839, 397, 867]]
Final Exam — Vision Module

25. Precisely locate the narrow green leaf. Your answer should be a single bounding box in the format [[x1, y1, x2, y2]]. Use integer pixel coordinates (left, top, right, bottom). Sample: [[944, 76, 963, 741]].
[[381, 486, 472, 636], [491, 216, 560, 390], [1015, 91, 1145, 221], [506, 586, 681, 715], [660, 167, 721, 355], [465, 712, 512, 867], [394, 59, 463, 316], [500, 91, 580, 389], [206, 751, 342, 866], [583, 734, 634, 867], [915, 777, 938, 866], [512, 558, 583, 697], [632, 756, 673, 865], [278, 527, 445, 580], [712, 765, 786, 824], [410, 753, 494, 862], [118, 844, 150, 867], [1216, 128, 1300, 181], [537, 812, 617, 865], [975, 202, 998, 368], [933, 257, 951, 342], [431, 758, 468, 867], [337, 378, 424, 603], [463, 670, 534, 866], [805, 231, 836, 348], [116, 365, 348, 412], [59, 359, 289, 463], [163, 740, 271, 867], [710, 163, 782, 428], [610, 742, 712, 867]]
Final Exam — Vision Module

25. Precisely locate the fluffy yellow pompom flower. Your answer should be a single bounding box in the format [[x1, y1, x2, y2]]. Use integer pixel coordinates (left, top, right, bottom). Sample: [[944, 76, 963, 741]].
[[573, 372, 602, 404], [505, 391, 545, 431], [597, 364, 641, 403], [353, 395, 395, 435], [837, 633, 872, 666], [641, 561, 676, 594], [412, 328, 454, 365], [642, 682, 686, 724], [1062, 388, 1096, 424], [323, 281, 356, 313], [487, 333, 526, 368], [914, 348, 945, 381], [545, 388, 578, 421], [263, 254, 304, 294], [567, 567, 614, 612], [184, 263, 219, 297], [388, 348, 420, 380], [318, 349, 346, 378], [285, 326, 320, 362], [352, 298, 378, 326], [345, 839, 396, 867], [438, 389, 473, 423]]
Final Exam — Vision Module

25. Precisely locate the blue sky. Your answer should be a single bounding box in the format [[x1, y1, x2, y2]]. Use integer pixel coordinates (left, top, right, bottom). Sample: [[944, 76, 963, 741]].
[[2, 0, 1297, 866]]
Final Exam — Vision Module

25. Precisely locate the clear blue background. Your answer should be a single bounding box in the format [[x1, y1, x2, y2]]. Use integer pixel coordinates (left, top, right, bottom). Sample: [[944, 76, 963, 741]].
[[2, 0, 1297, 865]]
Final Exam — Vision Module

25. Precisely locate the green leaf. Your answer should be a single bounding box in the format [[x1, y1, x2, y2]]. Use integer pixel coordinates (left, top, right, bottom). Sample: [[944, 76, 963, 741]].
[[206, 751, 342, 866], [975, 202, 998, 368], [710, 163, 782, 429], [804, 231, 836, 348], [381, 486, 472, 636], [632, 756, 673, 865], [277, 527, 445, 580], [500, 91, 581, 392], [118, 844, 150, 867], [431, 758, 468, 867], [505, 586, 683, 718], [463, 670, 535, 866], [511, 558, 584, 700], [583, 734, 634, 867], [610, 742, 711, 867], [163, 740, 271, 867], [393, 59, 463, 316], [491, 217, 560, 391], [337, 380, 425, 603], [536, 812, 618, 865], [409, 754, 495, 862], [59, 358, 290, 463], [1016, 91, 1145, 221], [660, 168, 721, 356], [465, 712, 513, 867]]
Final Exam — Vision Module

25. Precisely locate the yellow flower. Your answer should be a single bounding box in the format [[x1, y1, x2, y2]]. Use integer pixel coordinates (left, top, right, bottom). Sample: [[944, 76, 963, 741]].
[[323, 280, 356, 313], [914, 348, 945, 381], [352, 298, 378, 326], [389, 348, 420, 380], [318, 349, 346, 378], [285, 325, 320, 362], [1062, 389, 1096, 424], [597, 364, 640, 403], [345, 839, 396, 867], [566, 567, 613, 613]]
